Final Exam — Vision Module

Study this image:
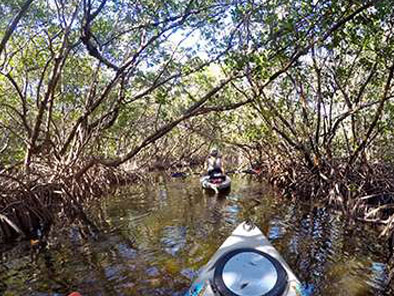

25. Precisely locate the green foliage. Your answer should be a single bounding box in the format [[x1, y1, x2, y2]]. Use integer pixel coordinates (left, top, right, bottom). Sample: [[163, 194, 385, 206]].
[[0, 0, 393, 171]]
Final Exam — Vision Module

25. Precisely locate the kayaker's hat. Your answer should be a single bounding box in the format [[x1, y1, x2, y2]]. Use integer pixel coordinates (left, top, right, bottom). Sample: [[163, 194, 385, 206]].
[[210, 148, 219, 157]]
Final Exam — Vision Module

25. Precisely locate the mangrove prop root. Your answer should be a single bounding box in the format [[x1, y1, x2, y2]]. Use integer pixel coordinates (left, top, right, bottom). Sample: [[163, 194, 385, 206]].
[[0, 163, 138, 243], [266, 157, 394, 236]]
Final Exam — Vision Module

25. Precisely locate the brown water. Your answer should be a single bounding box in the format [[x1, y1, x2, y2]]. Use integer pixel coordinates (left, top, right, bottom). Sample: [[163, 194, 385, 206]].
[[0, 175, 391, 295]]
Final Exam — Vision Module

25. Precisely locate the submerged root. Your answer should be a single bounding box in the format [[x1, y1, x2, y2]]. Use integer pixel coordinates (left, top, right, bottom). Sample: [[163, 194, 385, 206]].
[[266, 158, 394, 236], [0, 163, 139, 243]]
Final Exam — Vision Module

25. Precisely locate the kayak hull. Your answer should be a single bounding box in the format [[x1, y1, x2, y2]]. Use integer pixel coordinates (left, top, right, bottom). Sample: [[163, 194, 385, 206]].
[[185, 222, 301, 296], [200, 175, 231, 192]]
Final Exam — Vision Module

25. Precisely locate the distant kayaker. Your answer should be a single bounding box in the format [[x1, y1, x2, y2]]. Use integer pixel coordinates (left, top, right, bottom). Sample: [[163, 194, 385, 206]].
[[206, 148, 224, 177]]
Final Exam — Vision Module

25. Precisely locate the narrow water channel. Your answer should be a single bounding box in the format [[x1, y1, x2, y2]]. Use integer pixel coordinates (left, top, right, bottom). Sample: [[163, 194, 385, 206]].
[[0, 176, 391, 295]]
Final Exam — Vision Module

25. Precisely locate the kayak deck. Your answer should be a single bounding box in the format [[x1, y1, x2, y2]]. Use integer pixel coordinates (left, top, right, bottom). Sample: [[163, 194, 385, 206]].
[[186, 222, 301, 296], [200, 175, 231, 192]]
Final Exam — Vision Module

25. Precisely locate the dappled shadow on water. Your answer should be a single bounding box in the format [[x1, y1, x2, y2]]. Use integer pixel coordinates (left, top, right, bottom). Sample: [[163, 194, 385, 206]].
[[0, 176, 392, 295]]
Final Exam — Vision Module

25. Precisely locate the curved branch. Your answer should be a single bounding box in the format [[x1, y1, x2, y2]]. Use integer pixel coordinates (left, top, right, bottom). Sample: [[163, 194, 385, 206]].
[[348, 62, 394, 167], [0, 0, 34, 57], [74, 75, 236, 178]]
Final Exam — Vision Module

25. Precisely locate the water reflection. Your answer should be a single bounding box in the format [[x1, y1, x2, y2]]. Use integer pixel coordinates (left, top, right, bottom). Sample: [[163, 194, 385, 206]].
[[368, 262, 389, 292], [223, 203, 241, 224], [268, 219, 286, 240], [161, 226, 187, 256], [0, 176, 391, 295]]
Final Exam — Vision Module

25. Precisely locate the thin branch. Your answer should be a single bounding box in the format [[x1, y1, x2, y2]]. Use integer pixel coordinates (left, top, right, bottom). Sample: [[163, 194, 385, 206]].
[[74, 75, 236, 178], [0, 0, 34, 57], [348, 62, 394, 167]]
